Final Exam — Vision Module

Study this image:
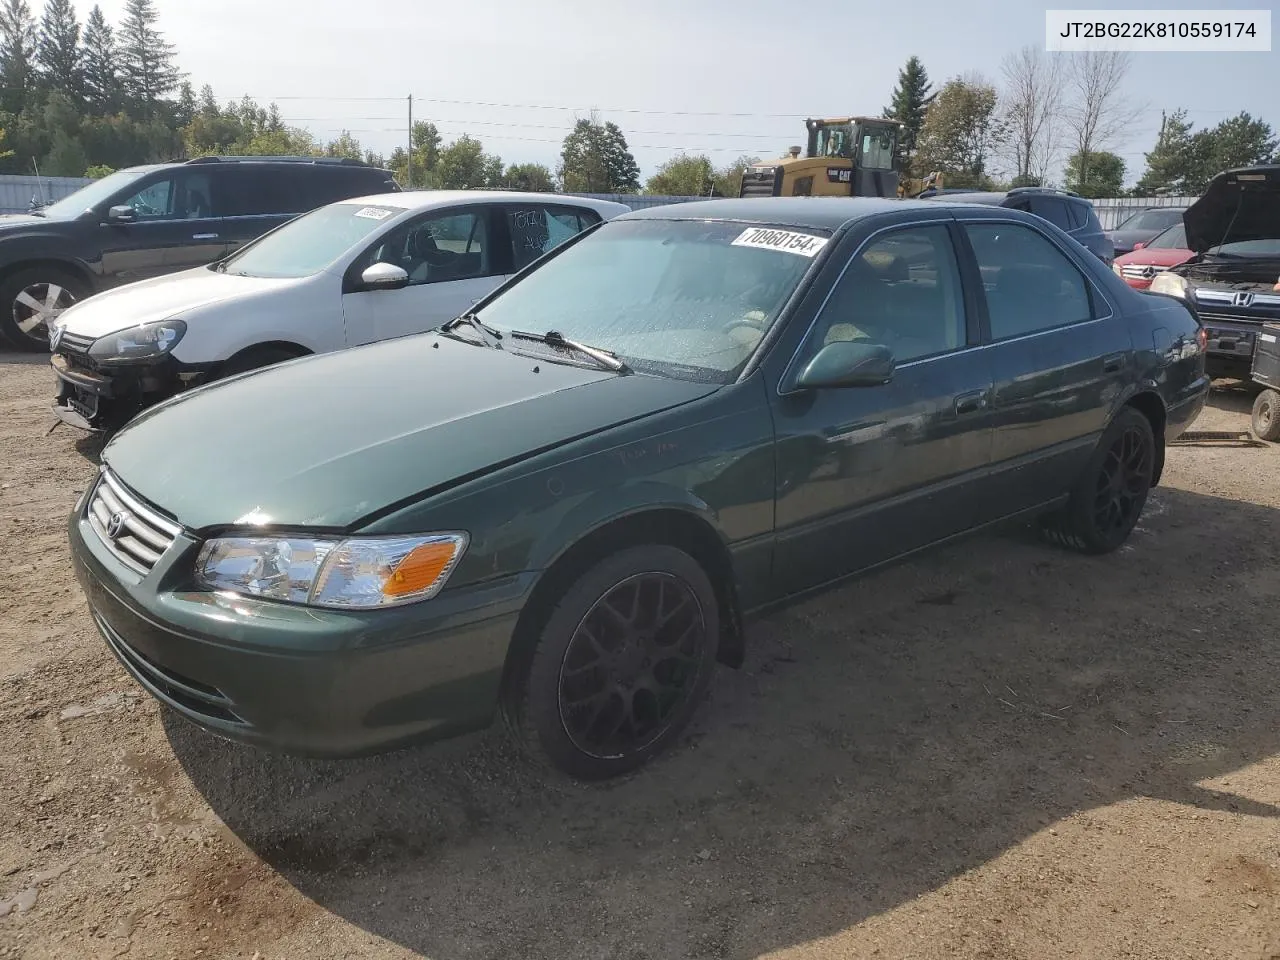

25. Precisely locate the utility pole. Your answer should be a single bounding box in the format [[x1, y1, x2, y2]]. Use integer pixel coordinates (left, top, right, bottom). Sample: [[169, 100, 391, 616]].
[[406, 94, 414, 189]]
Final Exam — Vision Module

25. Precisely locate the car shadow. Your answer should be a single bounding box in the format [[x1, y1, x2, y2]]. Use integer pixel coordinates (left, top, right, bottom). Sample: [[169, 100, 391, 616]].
[[165, 483, 1280, 959]]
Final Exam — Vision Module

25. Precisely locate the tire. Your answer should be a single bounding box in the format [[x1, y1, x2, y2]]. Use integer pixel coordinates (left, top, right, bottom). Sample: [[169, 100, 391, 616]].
[[1040, 407, 1156, 555], [1252, 389, 1280, 442], [508, 544, 720, 780], [0, 265, 88, 352], [219, 346, 304, 378]]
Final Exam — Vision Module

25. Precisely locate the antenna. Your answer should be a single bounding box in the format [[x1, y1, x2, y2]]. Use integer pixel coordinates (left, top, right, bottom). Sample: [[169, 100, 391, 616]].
[[30, 158, 48, 209]]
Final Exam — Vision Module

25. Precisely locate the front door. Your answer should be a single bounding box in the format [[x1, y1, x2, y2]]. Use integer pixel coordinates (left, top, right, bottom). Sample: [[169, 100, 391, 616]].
[[959, 218, 1132, 519], [769, 223, 995, 596], [97, 170, 228, 285], [341, 206, 503, 346]]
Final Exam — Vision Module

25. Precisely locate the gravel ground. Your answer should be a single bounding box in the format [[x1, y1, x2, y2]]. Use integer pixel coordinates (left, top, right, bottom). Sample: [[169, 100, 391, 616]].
[[3, 353, 1280, 960]]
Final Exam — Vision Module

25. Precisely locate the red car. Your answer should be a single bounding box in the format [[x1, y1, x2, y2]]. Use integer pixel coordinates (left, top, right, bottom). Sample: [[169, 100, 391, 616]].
[[1112, 222, 1192, 289]]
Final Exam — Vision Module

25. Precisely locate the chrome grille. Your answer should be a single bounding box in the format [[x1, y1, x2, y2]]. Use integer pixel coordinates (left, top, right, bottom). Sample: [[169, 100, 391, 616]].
[[57, 330, 94, 355], [85, 468, 180, 574], [1121, 263, 1168, 280]]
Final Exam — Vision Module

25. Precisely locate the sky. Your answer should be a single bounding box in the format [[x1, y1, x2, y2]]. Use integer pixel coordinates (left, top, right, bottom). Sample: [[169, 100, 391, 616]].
[[93, 0, 1278, 186]]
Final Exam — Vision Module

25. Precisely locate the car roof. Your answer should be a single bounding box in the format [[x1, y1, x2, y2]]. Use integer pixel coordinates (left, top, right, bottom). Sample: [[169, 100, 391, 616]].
[[617, 196, 938, 230], [931, 192, 1008, 205], [331, 190, 632, 216]]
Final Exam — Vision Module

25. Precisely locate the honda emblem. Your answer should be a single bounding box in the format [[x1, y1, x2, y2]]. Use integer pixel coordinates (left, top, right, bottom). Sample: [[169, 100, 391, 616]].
[[1233, 291, 1255, 307]]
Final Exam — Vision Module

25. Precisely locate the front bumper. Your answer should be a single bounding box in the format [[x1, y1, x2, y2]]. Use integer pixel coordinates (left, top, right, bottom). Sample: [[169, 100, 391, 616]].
[[69, 496, 531, 758], [1200, 318, 1260, 379], [50, 353, 204, 433]]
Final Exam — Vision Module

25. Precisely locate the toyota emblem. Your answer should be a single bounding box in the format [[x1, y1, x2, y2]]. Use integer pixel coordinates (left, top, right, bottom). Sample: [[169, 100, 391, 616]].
[[1233, 291, 1255, 307], [105, 511, 129, 539]]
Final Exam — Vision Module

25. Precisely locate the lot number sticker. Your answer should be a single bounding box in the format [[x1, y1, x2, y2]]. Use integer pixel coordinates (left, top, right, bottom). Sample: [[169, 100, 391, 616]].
[[732, 227, 828, 258], [353, 206, 395, 221]]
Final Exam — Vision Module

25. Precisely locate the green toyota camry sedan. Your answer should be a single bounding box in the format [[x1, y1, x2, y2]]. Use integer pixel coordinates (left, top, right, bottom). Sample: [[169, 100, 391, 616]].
[[70, 197, 1210, 779]]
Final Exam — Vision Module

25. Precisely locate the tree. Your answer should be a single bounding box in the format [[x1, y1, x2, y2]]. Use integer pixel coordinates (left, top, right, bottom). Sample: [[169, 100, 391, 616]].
[[503, 162, 553, 192], [999, 45, 1063, 187], [1195, 112, 1277, 180], [433, 134, 502, 189], [79, 4, 115, 112], [711, 155, 758, 198], [0, 0, 36, 115], [1063, 51, 1142, 193], [1136, 109, 1195, 195], [913, 75, 1006, 188], [324, 130, 362, 161], [882, 55, 933, 171], [43, 126, 87, 175], [37, 0, 80, 97], [117, 0, 180, 111], [559, 115, 640, 193], [645, 153, 714, 196], [173, 79, 195, 126], [1065, 149, 1124, 197]]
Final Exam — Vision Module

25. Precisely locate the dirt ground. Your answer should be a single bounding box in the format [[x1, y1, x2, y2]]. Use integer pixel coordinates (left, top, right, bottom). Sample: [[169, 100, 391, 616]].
[[3, 351, 1280, 960]]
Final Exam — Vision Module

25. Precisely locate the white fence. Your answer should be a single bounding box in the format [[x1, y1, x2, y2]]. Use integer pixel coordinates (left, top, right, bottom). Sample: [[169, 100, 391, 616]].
[[0, 175, 1196, 232]]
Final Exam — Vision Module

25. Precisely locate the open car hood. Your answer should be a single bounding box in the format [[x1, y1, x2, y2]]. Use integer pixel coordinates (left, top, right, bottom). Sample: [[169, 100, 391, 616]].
[[1184, 165, 1280, 252]]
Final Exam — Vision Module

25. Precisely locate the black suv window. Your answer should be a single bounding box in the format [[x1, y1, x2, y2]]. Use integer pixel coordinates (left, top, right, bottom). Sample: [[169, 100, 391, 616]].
[[808, 224, 967, 363], [1028, 196, 1073, 231], [965, 222, 1094, 340], [216, 165, 305, 217], [1065, 198, 1087, 229], [505, 204, 600, 271], [117, 171, 217, 220], [298, 167, 389, 210]]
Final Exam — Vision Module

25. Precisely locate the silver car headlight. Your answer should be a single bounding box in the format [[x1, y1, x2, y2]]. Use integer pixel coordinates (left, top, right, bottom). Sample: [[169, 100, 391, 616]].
[[195, 533, 469, 609], [1149, 273, 1190, 299], [89, 319, 186, 363]]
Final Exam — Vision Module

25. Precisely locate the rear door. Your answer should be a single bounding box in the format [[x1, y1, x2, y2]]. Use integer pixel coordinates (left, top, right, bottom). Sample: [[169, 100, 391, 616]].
[[959, 216, 1132, 520], [341, 204, 505, 345], [213, 165, 305, 255], [769, 221, 995, 594]]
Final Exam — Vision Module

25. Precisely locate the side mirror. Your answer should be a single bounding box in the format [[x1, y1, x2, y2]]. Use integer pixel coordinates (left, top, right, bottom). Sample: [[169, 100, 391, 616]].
[[106, 205, 136, 223], [795, 340, 895, 390], [360, 262, 410, 291], [1132, 241, 1146, 251]]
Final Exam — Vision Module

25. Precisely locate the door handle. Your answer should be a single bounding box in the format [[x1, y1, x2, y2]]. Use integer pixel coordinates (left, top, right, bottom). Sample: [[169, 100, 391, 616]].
[[192, 233, 219, 240], [1103, 352, 1126, 373], [954, 391, 988, 415]]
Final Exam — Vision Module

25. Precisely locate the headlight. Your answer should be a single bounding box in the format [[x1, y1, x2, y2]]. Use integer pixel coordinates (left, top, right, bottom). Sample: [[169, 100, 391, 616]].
[[89, 319, 186, 363], [1112, 262, 1124, 277], [195, 532, 468, 609], [1149, 273, 1190, 299]]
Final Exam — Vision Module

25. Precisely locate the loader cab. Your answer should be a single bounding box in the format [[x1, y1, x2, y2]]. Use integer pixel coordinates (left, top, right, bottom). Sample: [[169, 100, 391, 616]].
[[739, 116, 901, 199]]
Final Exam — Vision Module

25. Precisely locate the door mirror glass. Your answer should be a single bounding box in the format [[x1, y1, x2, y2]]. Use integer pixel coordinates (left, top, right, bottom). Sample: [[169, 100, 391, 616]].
[[106, 205, 136, 223], [361, 261, 410, 290], [795, 340, 895, 389]]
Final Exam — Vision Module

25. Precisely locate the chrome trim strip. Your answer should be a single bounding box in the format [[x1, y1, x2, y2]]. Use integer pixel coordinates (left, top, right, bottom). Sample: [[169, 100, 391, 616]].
[[99, 467, 181, 537]]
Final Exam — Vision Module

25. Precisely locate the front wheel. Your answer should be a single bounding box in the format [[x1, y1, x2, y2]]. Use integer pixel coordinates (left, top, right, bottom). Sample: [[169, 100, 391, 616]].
[[1041, 407, 1156, 554], [0, 266, 87, 351], [509, 544, 720, 780], [1253, 389, 1280, 441]]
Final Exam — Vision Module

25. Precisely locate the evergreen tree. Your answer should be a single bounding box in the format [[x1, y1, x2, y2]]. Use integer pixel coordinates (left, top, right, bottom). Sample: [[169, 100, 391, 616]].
[[80, 4, 117, 113], [1135, 109, 1195, 195], [117, 0, 180, 110], [882, 55, 933, 172], [37, 0, 81, 97], [0, 0, 36, 115]]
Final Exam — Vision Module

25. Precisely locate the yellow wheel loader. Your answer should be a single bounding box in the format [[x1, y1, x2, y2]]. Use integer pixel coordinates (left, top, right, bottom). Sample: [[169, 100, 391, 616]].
[[738, 116, 942, 199]]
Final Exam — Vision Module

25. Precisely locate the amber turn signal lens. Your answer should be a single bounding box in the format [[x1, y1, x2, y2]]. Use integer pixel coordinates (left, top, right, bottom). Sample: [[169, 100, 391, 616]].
[[382, 541, 459, 597]]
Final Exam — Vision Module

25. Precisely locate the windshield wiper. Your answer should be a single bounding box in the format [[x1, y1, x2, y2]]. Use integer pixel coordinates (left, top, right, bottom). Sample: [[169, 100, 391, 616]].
[[440, 312, 503, 349], [508, 329, 629, 373]]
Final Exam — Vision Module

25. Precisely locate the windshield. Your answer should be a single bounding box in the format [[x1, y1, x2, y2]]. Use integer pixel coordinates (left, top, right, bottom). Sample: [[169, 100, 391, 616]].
[[39, 168, 149, 218], [1207, 238, 1280, 258], [218, 202, 407, 278], [1117, 208, 1183, 232], [816, 125, 853, 158], [1147, 223, 1187, 249], [475, 219, 827, 383]]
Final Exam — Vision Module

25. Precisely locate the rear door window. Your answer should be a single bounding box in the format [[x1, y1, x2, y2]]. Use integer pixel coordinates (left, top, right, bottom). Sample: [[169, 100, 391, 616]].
[[217, 166, 304, 217], [1029, 196, 1073, 231], [505, 204, 599, 272]]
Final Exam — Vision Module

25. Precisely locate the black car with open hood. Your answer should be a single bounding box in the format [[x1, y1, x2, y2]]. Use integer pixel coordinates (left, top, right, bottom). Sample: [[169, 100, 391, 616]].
[[1150, 165, 1280, 380]]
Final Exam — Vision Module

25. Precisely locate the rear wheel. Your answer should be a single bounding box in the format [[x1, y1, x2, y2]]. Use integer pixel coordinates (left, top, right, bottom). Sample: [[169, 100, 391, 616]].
[[1252, 389, 1280, 441], [509, 544, 719, 780], [0, 266, 87, 351], [1041, 407, 1156, 554]]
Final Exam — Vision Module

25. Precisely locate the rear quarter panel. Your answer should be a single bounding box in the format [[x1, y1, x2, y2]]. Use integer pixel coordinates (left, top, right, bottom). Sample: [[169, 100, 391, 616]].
[[1117, 286, 1209, 440]]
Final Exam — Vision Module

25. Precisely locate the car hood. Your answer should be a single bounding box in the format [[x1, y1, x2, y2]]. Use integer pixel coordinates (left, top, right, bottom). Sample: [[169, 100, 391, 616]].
[[58, 269, 300, 339], [102, 334, 719, 531], [1184, 166, 1280, 252], [0, 213, 49, 228], [1115, 247, 1192, 267]]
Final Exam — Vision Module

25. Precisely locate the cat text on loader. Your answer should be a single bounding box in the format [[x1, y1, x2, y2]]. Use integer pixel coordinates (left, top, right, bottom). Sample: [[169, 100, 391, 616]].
[[738, 117, 943, 199]]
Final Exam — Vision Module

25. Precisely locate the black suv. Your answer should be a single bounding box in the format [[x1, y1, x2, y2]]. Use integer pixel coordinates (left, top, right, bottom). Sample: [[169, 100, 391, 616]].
[[923, 186, 1115, 265], [0, 156, 398, 351]]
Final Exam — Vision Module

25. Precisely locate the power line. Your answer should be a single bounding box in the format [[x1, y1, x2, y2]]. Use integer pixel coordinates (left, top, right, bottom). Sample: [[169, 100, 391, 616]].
[[280, 116, 795, 139]]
